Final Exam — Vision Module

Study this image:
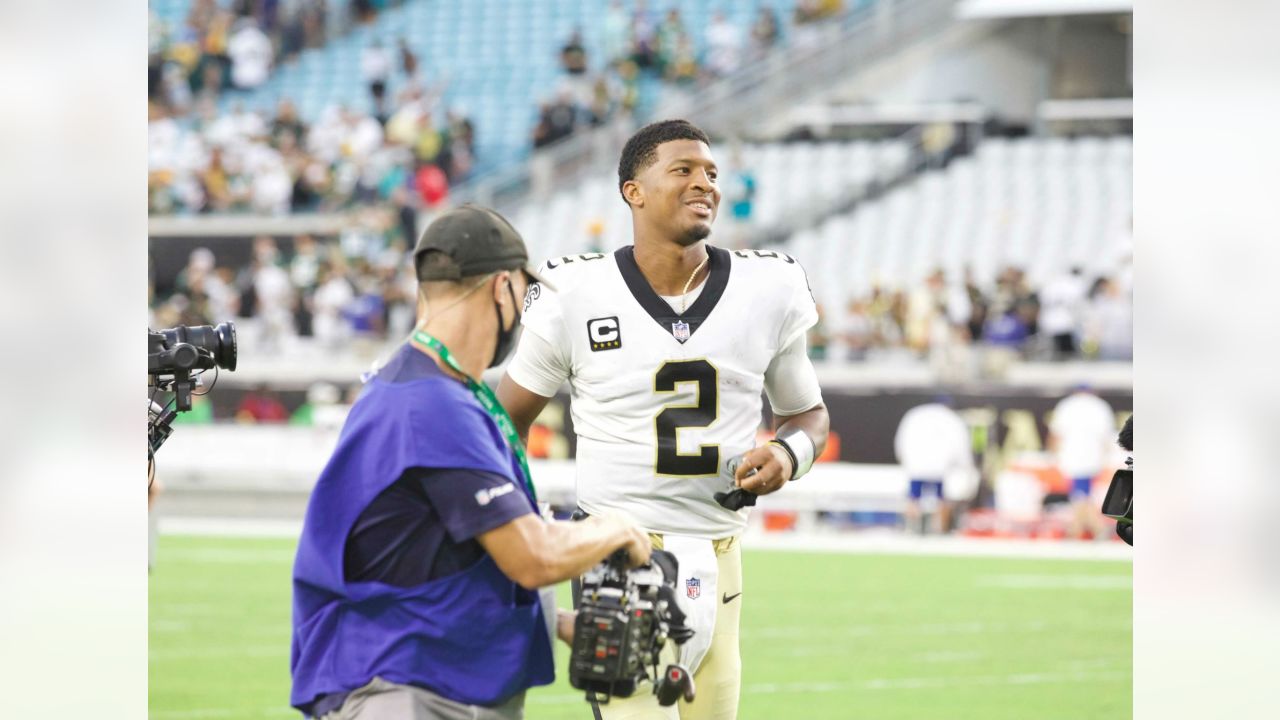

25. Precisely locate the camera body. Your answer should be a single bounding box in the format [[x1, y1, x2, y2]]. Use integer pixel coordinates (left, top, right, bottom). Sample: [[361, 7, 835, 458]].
[[1101, 416, 1134, 545], [570, 549, 695, 706], [148, 323, 237, 455], [1101, 460, 1133, 525]]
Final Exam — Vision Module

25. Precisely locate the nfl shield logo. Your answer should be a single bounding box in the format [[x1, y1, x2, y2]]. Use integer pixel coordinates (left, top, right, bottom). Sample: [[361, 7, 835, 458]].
[[686, 577, 701, 599], [672, 320, 691, 343]]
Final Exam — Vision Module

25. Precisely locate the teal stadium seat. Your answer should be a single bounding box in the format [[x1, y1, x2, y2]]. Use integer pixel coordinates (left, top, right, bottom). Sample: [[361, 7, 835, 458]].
[[157, 0, 836, 180]]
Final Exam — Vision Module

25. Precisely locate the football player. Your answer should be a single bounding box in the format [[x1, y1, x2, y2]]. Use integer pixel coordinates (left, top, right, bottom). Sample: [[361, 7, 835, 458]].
[[498, 119, 829, 719]]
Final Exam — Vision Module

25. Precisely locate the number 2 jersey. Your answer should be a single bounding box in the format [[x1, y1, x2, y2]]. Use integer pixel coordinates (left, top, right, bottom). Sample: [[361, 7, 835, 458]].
[[506, 244, 822, 539]]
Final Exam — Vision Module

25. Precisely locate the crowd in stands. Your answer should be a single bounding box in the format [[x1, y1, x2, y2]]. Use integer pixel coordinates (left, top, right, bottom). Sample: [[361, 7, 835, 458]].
[[148, 78, 475, 215], [532, 0, 843, 150], [151, 226, 420, 356], [148, 1, 402, 115], [148, 1, 853, 216], [808, 262, 1134, 366], [151, 229, 1131, 370]]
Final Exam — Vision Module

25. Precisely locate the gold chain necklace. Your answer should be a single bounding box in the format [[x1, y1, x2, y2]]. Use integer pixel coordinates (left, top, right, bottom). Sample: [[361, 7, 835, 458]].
[[680, 254, 710, 313]]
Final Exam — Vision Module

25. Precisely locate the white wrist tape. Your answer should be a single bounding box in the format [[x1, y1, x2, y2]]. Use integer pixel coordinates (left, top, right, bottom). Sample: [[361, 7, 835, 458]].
[[771, 427, 816, 481]]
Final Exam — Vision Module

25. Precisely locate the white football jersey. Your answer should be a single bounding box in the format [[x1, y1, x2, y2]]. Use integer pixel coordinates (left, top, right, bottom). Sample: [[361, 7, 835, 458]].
[[516, 245, 820, 538]]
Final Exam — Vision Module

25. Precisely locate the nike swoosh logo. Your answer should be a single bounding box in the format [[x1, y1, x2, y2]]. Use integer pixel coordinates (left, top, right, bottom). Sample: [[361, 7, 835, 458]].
[[722, 592, 742, 604]]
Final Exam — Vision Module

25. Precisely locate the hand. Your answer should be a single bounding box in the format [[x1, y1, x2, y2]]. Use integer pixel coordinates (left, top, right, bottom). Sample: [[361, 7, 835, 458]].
[[600, 512, 652, 568], [733, 443, 793, 496], [556, 608, 577, 645]]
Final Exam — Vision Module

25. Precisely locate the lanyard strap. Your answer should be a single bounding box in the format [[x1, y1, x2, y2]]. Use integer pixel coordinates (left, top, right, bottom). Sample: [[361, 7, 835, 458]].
[[411, 330, 536, 502]]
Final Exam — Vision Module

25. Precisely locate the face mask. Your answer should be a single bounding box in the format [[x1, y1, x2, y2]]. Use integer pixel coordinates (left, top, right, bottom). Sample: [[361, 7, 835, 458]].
[[490, 278, 523, 368]]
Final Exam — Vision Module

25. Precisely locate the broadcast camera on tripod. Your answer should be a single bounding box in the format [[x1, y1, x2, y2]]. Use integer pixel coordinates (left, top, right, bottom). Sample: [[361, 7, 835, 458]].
[[147, 322, 237, 461]]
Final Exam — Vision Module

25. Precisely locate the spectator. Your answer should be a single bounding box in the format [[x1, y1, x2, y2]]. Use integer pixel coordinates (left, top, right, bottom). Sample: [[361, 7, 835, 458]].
[[656, 9, 688, 76], [312, 262, 357, 349], [838, 298, 874, 361], [895, 398, 974, 535], [351, 0, 377, 25], [630, 1, 659, 70], [398, 37, 419, 80], [1085, 277, 1133, 361], [200, 146, 237, 212], [249, 149, 295, 215], [440, 109, 476, 182], [1040, 266, 1088, 359], [983, 306, 1030, 350], [560, 29, 588, 76], [278, 0, 308, 60], [227, 17, 272, 89], [361, 40, 393, 120], [251, 235, 297, 351], [600, 0, 632, 68], [586, 75, 617, 125], [289, 382, 349, 429], [342, 107, 385, 163], [705, 11, 743, 78], [963, 267, 988, 342], [904, 269, 946, 353], [1049, 387, 1117, 540], [290, 234, 325, 336], [750, 6, 782, 59], [414, 163, 449, 208], [666, 34, 700, 85], [272, 99, 308, 149], [539, 90, 579, 147], [236, 384, 290, 423]]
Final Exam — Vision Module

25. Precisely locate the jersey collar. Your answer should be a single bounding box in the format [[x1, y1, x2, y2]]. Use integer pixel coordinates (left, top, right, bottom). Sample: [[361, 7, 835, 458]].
[[614, 244, 731, 344]]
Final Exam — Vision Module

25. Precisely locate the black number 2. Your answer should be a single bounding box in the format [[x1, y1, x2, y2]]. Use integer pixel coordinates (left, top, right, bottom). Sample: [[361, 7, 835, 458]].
[[654, 359, 719, 476]]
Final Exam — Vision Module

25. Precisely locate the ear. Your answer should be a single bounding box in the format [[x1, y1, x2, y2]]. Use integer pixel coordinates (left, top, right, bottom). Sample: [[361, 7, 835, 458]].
[[491, 271, 512, 304], [622, 179, 644, 208]]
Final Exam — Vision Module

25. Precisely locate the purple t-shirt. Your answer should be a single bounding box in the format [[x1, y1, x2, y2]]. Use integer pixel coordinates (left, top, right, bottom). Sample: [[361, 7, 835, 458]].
[[344, 465, 532, 586], [342, 344, 534, 587]]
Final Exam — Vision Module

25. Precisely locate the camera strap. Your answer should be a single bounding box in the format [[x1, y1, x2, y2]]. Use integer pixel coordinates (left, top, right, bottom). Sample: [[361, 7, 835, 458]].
[[411, 330, 536, 503]]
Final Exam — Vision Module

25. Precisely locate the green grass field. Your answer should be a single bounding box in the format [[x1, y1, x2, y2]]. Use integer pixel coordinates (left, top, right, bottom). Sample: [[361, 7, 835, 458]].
[[150, 535, 1130, 719]]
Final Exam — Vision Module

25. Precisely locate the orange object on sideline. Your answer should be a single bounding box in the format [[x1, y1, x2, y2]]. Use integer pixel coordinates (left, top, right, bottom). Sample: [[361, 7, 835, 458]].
[[762, 511, 797, 532]]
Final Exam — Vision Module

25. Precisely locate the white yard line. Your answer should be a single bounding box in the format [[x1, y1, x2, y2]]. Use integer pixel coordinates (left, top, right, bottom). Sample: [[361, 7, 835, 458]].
[[528, 665, 1127, 705], [742, 531, 1133, 561], [149, 708, 297, 719], [159, 517, 303, 538], [159, 517, 1133, 562]]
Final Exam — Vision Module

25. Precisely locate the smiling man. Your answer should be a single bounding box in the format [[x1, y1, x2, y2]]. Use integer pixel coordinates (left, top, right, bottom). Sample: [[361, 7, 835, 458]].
[[498, 119, 830, 719]]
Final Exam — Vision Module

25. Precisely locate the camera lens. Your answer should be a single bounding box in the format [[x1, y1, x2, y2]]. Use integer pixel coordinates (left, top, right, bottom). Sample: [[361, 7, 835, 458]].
[[213, 321, 237, 371]]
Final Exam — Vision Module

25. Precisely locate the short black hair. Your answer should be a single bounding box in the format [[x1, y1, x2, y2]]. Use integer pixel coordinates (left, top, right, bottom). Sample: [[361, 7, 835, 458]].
[[1117, 415, 1133, 452], [617, 119, 711, 204]]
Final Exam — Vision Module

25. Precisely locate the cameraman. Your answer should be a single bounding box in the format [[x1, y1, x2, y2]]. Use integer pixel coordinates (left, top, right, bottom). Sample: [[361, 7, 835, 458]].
[[291, 206, 652, 720]]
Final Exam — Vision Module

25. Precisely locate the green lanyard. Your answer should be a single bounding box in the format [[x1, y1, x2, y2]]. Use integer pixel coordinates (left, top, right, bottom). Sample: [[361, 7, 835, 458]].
[[411, 330, 536, 502]]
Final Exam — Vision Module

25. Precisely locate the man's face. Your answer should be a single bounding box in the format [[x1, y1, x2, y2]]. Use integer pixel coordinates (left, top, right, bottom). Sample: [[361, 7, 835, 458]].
[[630, 139, 720, 247]]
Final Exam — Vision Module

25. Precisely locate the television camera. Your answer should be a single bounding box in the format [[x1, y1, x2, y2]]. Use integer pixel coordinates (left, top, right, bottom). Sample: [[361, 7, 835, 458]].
[[1101, 415, 1133, 545], [147, 323, 237, 458], [570, 548, 697, 707]]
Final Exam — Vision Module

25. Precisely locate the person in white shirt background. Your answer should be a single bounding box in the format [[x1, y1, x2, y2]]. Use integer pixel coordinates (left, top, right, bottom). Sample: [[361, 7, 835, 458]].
[[1040, 266, 1088, 359], [894, 396, 976, 535], [1048, 386, 1119, 539]]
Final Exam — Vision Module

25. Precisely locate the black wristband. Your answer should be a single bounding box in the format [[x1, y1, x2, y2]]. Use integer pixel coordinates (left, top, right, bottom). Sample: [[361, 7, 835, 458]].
[[768, 439, 800, 481]]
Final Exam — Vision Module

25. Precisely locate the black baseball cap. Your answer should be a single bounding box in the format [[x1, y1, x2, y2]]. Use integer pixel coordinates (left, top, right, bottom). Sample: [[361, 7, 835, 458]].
[[412, 204, 552, 288]]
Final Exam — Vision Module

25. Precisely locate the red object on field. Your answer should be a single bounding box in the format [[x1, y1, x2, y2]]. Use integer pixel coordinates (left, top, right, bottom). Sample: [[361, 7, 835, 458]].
[[415, 164, 449, 207]]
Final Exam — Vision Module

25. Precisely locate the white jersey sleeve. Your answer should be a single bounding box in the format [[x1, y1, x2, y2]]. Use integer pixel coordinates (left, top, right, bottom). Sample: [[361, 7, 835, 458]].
[[763, 332, 824, 416], [777, 263, 819, 348], [506, 280, 572, 397]]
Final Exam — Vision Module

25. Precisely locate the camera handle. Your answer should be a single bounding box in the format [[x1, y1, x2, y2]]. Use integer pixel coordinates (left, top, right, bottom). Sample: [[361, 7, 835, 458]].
[[654, 663, 696, 706]]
